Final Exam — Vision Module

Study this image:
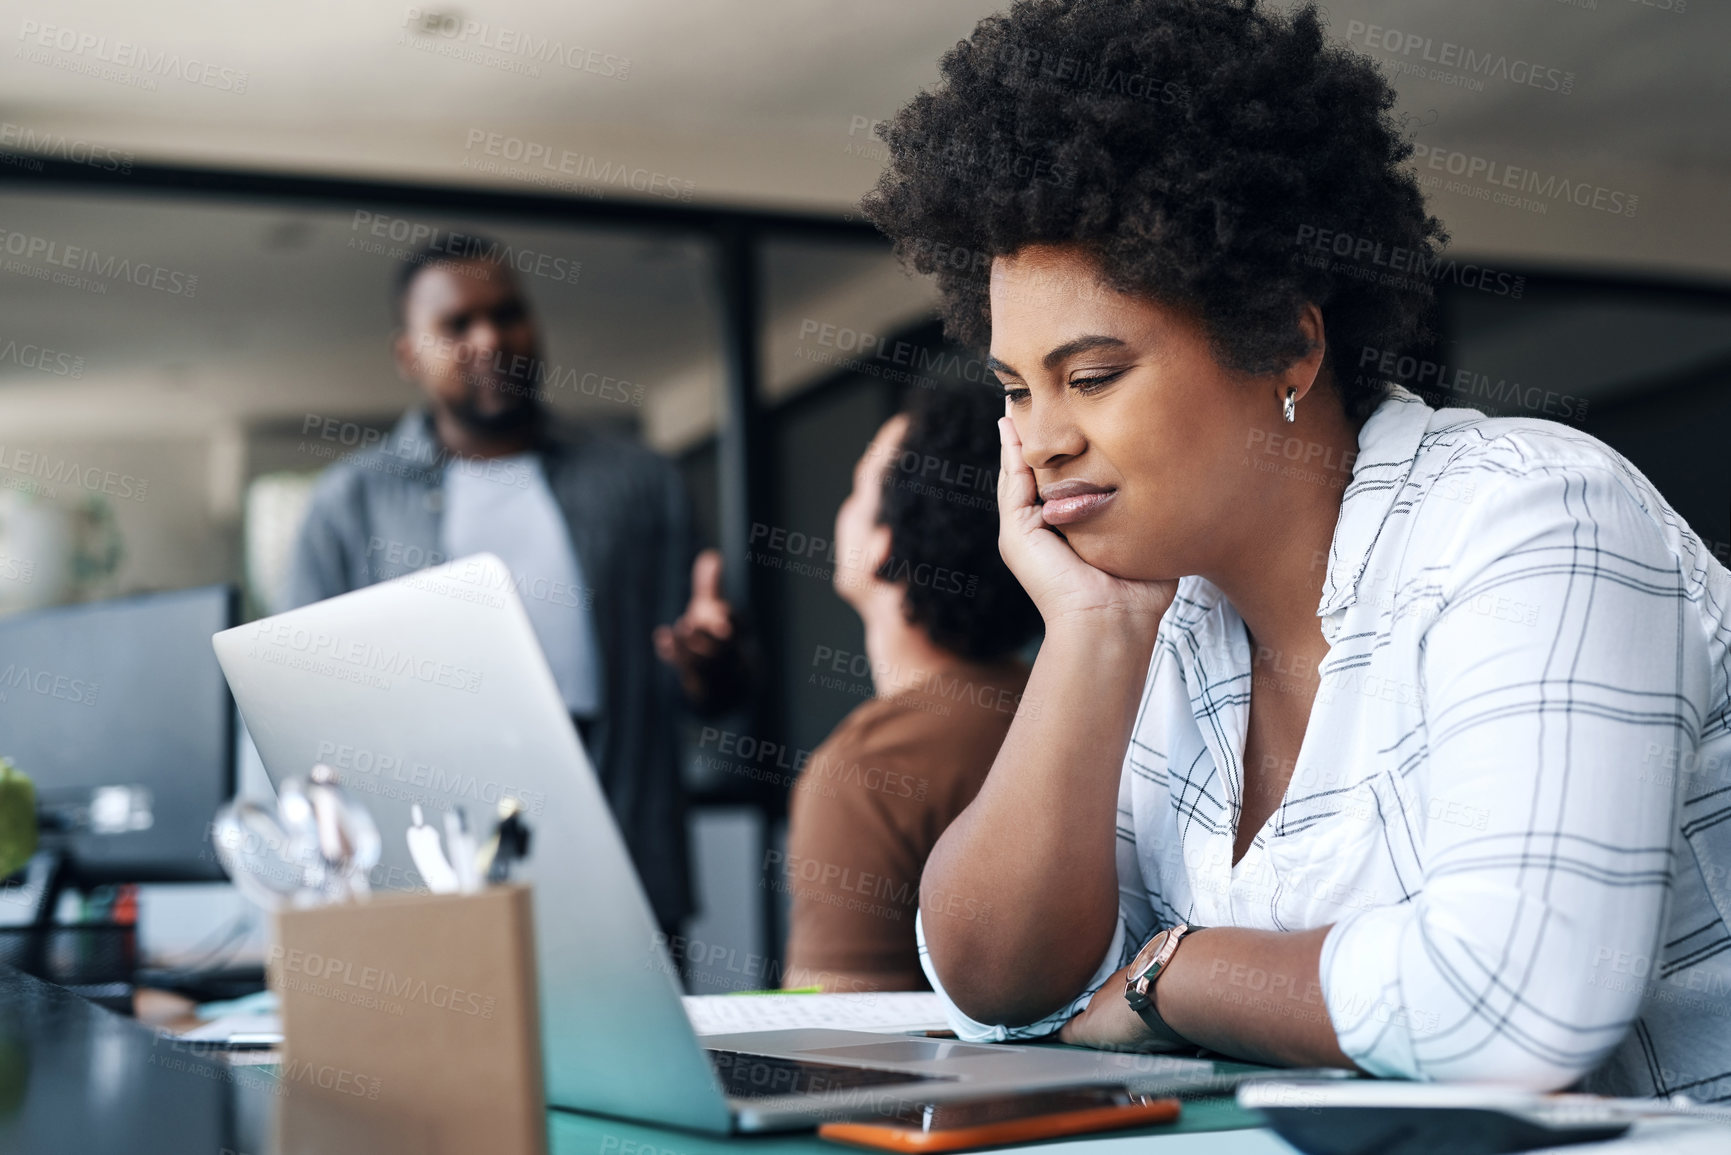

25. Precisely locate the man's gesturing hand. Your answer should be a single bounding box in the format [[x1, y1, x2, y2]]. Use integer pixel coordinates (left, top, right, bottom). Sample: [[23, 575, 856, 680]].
[[654, 549, 743, 709]]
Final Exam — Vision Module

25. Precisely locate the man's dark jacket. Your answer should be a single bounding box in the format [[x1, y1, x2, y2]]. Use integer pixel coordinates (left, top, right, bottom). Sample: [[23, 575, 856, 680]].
[[283, 409, 695, 930]]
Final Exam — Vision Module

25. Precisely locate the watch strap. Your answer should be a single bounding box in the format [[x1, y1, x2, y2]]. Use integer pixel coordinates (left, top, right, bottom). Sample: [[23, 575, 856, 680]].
[[1125, 923, 1203, 1042]]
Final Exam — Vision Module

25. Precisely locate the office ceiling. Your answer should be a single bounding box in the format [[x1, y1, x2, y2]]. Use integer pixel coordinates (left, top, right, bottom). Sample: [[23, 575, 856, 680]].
[[0, 0, 1725, 277]]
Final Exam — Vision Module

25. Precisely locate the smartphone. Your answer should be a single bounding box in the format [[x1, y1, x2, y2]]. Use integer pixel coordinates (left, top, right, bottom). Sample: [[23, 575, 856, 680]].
[[1238, 1082, 1634, 1155], [817, 1086, 1181, 1152]]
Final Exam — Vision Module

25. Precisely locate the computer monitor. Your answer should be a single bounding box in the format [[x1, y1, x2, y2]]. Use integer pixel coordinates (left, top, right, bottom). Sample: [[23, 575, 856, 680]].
[[0, 585, 238, 884]]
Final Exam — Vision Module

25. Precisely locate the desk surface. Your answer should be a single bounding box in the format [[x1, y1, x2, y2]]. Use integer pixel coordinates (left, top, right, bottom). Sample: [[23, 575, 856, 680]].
[[0, 964, 1289, 1155], [545, 1098, 1290, 1155]]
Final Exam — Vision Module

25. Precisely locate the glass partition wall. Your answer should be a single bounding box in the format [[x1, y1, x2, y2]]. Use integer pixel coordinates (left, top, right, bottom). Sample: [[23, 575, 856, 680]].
[[5, 161, 1729, 990]]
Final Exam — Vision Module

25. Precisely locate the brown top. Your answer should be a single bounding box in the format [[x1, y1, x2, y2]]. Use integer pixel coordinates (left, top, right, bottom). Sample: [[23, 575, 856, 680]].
[[782, 658, 1031, 990]]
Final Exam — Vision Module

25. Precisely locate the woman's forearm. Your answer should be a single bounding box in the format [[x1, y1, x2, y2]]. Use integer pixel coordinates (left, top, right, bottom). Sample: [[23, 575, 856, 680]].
[[1061, 925, 1358, 1071], [1160, 926, 1355, 1068], [920, 615, 1158, 1025]]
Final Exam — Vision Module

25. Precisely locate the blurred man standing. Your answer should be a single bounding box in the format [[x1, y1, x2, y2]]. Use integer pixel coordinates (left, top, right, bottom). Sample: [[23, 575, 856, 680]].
[[286, 235, 745, 939]]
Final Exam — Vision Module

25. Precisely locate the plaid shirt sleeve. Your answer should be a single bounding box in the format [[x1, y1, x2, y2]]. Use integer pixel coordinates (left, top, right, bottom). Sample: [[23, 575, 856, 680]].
[[1320, 460, 1703, 1087]]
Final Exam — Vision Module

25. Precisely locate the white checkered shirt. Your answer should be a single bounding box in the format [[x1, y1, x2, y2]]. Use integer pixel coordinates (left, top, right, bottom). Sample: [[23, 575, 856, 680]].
[[918, 383, 1731, 1096]]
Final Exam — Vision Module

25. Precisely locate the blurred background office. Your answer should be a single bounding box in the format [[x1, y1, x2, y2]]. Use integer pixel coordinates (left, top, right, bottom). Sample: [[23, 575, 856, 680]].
[[0, 1, 1727, 999]]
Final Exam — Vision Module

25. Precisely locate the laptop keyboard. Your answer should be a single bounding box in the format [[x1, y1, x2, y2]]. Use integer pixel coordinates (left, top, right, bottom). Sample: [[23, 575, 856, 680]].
[[706, 1048, 957, 1101]]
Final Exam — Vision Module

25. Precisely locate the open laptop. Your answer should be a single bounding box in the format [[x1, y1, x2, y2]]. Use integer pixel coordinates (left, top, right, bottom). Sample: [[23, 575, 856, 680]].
[[213, 554, 1230, 1132]]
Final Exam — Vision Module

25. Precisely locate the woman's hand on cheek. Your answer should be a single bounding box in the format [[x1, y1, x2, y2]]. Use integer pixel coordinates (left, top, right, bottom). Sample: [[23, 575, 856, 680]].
[[997, 410, 1177, 635]]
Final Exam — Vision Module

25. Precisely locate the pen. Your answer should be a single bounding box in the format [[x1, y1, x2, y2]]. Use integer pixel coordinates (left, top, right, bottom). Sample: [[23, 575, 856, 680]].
[[445, 806, 480, 893], [478, 797, 532, 884], [407, 803, 460, 894]]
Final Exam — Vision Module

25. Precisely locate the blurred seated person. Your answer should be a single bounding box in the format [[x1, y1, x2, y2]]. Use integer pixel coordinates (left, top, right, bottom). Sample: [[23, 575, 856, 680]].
[[782, 384, 1041, 991], [285, 235, 748, 939]]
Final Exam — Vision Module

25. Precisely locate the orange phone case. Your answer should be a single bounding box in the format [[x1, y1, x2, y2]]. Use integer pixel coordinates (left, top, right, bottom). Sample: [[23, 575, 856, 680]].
[[817, 1097, 1182, 1152]]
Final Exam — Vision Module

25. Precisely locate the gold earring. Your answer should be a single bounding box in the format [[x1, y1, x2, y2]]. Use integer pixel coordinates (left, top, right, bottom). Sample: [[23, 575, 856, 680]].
[[1282, 387, 1297, 423]]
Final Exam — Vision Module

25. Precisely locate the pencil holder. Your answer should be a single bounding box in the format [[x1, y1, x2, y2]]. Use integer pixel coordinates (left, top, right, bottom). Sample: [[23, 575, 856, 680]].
[[268, 883, 545, 1155]]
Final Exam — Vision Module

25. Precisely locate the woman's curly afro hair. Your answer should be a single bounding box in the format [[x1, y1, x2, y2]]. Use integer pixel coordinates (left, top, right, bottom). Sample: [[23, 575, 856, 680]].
[[861, 0, 1448, 418]]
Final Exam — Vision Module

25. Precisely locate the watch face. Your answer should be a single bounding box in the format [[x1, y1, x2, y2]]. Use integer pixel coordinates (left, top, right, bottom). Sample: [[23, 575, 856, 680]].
[[1130, 929, 1172, 979]]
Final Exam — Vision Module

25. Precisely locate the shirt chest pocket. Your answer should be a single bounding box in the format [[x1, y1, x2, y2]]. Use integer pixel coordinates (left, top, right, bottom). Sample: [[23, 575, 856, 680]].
[[1261, 659, 1419, 922], [1262, 775, 1401, 927]]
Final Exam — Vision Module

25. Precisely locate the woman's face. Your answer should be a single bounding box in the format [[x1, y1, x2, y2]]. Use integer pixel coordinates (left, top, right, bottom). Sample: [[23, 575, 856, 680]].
[[988, 244, 1299, 583]]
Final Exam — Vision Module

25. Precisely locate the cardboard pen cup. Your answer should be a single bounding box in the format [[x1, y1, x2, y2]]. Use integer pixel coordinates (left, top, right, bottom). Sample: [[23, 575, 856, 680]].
[[269, 884, 546, 1155]]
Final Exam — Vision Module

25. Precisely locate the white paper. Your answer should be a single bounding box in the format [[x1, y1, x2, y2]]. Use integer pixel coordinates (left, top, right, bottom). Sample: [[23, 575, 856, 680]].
[[682, 991, 950, 1037], [169, 993, 951, 1045], [173, 1012, 283, 1044]]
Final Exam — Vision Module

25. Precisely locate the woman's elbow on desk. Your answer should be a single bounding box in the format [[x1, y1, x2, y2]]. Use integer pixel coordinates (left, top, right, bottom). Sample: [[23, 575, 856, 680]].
[[916, 923, 1067, 1029], [914, 902, 1120, 1034]]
